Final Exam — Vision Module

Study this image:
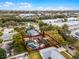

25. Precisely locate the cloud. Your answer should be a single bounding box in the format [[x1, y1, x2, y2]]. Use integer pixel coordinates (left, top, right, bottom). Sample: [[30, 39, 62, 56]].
[[0, 2, 14, 7], [18, 2, 31, 8], [0, 2, 31, 10], [3, 2, 14, 7]]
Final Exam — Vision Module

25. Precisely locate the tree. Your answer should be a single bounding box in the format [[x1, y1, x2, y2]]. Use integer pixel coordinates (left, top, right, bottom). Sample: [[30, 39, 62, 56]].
[[13, 33, 22, 42], [38, 20, 48, 27], [74, 52, 79, 59], [0, 48, 6, 59], [58, 28, 76, 45], [0, 39, 3, 43], [62, 24, 71, 34], [14, 42, 25, 53], [0, 31, 3, 36], [64, 18, 67, 22], [13, 33, 25, 53], [14, 27, 25, 32], [53, 15, 67, 19], [51, 30, 65, 44]]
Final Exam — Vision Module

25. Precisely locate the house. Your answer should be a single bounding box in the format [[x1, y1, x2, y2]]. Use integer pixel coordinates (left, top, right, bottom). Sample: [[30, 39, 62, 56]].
[[26, 29, 43, 40], [1, 27, 17, 41], [70, 29, 79, 39], [1, 28, 14, 41], [7, 52, 28, 59], [39, 47, 66, 59]]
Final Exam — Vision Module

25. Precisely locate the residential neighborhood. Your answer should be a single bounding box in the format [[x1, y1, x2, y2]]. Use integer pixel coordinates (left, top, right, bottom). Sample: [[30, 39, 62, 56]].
[[0, 0, 79, 59]]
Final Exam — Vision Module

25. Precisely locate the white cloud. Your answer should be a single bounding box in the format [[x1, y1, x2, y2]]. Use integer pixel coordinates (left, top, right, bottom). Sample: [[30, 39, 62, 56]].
[[0, 2, 31, 10], [3, 2, 14, 7], [0, 2, 14, 7], [19, 2, 31, 7]]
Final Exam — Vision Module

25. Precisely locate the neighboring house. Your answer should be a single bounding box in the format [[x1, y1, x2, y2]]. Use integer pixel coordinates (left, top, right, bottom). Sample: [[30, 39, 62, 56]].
[[70, 29, 79, 39], [39, 47, 66, 59], [1, 28, 15, 41], [27, 29, 39, 36], [7, 52, 28, 59], [26, 29, 43, 40]]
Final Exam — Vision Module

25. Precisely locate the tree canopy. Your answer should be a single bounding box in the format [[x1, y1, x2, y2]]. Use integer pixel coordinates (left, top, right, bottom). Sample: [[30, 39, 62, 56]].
[[0, 48, 6, 59], [0, 31, 3, 36], [13, 33, 25, 53]]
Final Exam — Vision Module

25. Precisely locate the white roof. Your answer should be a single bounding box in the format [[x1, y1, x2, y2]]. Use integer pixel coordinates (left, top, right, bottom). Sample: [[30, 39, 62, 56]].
[[3, 28, 13, 33], [42, 18, 64, 23], [27, 29, 39, 36], [51, 50, 65, 59], [70, 29, 79, 39], [39, 47, 65, 59], [19, 14, 35, 16], [42, 19, 79, 27], [68, 17, 77, 20], [1, 28, 14, 40], [1, 32, 13, 40], [71, 29, 79, 35]]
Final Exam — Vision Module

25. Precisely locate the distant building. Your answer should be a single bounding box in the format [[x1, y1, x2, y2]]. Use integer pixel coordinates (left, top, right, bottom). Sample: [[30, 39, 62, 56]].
[[67, 17, 78, 22], [42, 17, 79, 30], [42, 18, 64, 24], [19, 14, 36, 17]]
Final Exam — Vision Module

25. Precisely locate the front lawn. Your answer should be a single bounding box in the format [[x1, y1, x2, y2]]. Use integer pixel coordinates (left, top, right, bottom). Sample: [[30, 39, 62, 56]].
[[28, 51, 42, 59]]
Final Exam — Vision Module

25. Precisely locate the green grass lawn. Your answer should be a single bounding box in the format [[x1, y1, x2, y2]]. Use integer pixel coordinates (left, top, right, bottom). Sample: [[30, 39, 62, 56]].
[[60, 51, 73, 59], [28, 51, 42, 59]]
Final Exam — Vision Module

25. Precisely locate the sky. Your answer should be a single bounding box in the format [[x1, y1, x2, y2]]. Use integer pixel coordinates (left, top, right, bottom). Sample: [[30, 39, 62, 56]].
[[0, 0, 79, 10]]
